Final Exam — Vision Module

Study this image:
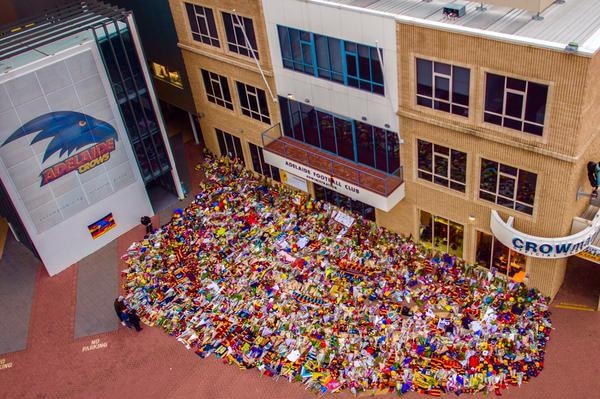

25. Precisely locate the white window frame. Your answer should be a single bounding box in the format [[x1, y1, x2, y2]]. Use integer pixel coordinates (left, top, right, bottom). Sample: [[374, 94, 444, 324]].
[[417, 139, 466, 192], [479, 159, 536, 214], [187, 3, 219, 46], [202, 69, 232, 110], [236, 82, 270, 124]]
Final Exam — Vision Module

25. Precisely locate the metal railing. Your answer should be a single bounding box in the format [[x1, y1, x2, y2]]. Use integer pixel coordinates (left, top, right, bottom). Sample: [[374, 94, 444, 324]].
[[261, 123, 403, 196]]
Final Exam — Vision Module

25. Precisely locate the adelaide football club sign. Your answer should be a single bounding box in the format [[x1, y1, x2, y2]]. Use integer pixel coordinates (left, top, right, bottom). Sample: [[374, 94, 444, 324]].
[[1, 111, 118, 186]]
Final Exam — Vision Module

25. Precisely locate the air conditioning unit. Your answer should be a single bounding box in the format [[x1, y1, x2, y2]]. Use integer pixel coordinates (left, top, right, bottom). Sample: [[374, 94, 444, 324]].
[[443, 3, 467, 18]]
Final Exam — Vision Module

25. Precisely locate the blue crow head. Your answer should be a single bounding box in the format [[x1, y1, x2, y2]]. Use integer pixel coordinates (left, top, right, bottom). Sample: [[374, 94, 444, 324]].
[[2, 111, 119, 162]]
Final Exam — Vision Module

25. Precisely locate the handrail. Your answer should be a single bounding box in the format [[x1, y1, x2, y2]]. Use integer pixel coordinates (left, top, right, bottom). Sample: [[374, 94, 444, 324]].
[[261, 124, 403, 196]]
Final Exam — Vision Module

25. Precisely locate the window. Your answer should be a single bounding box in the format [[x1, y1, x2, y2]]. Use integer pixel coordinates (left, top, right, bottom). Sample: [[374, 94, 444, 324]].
[[417, 139, 466, 192], [416, 58, 469, 116], [484, 73, 548, 136], [236, 82, 270, 124], [151, 62, 183, 89], [185, 3, 219, 47], [479, 158, 537, 215], [216, 129, 244, 162], [476, 231, 526, 279], [314, 184, 375, 221], [249, 143, 280, 182], [277, 26, 384, 95], [201, 69, 233, 110], [222, 12, 258, 59], [279, 96, 400, 175], [419, 210, 463, 257]]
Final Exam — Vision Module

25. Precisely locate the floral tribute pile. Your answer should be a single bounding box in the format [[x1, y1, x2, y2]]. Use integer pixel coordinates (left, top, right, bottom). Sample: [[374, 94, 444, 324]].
[[121, 153, 552, 396]]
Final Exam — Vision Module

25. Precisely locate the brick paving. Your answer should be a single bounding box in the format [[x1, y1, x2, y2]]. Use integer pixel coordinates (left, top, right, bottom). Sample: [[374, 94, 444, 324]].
[[1, 142, 599, 398]]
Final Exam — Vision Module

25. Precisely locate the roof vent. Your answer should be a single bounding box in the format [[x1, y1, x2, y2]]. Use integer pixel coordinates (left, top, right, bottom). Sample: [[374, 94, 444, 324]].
[[443, 3, 467, 19]]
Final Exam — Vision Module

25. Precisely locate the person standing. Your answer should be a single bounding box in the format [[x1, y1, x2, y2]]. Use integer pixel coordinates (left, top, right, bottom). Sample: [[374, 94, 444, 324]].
[[140, 216, 153, 236], [114, 296, 127, 326], [127, 308, 142, 332]]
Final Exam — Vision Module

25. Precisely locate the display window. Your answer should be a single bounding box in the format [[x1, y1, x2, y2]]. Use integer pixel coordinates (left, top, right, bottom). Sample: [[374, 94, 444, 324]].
[[476, 230, 526, 279], [419, 210, 463, 257]]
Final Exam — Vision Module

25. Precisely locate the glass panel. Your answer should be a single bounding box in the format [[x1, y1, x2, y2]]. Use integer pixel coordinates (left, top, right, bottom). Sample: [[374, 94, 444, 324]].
[[434, 154, 449, 178], [433, 216, 449, 252], [224, 133, 235, 158], [433, 144, 449, 155], [249, 143, 261, 173], [358, 45, 371, 81], [315, 35, 330, 70], [434, 101, 450, 112], [505, 92, 523, 118], [216, 129, 226, 157], [485, 73, 505, 113], [335, 117, 354, 161], [302, 42, 313, 66], [356, 122, 375, 167], [476, 231, 493, 269], [448, 221, 463, 257], [233, 136, 244, 162], [290, 100, 304, 141], [525, 82, 548, 125], [498, 174, 515, 198], [301, 103, 319, 147], [373, 128, 388, 172], [416, 58, 433, 97], [386, 130, 400, 173], [206, 9, 218, 40], [503, 117, 523, 131], [492, 238, 510, 275], [346, 53, 357, 77], [370, 47, 383, 85], [480, 159, 498, 192], [516, 170, 537, 205], [507, 250, 526, 278], [451, 105, 469, 117], [497, 196, 514, 209], [236, 82, 248, 108], [417, 140, 432, 172], [450, 149, 466, 183], [479, 191, 496, 202], [434, 62, 451, 75], [290, 29, 301, 62], [278, 26, 292, 61], [484, 112, 502, 125], [506, 77, 526, 91], [221, 76, 232, 103], [452, 66, 470, 106], [318, 111, 336, 153], [279, 97, 292, 136], [417, 96, 433, 108], [500, 164, 517, 176], [185, 3, 199, 33], [434, 76, 450, 101], [419, 211, 433, 245], [523, 123, 543, 136], [329, 38, 343, 74]]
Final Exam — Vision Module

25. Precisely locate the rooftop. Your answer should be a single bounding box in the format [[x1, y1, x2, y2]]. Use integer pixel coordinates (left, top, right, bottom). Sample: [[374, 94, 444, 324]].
[[317, 0, 600, 55], [0, 1, 127, 71]]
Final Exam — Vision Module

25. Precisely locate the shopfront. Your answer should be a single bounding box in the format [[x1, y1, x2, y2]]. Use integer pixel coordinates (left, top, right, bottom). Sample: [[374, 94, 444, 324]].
[[418, 210, 464, 257]]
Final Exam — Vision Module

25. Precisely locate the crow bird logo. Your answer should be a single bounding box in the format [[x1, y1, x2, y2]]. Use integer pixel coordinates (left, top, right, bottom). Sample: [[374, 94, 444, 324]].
[[2, 111, 118, 162]]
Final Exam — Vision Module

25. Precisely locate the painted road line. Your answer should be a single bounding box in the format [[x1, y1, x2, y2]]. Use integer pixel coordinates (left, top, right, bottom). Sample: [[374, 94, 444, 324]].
[[0, 358, 13, 370], [554, 303, 595, 311], [81, 338, 108, 352]]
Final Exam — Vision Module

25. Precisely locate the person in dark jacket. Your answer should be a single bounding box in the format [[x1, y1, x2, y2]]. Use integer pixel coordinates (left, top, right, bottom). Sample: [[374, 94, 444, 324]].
[[127, 308, 142, 332], [140, 216, 153, 235], [114, 296, 127, 326]]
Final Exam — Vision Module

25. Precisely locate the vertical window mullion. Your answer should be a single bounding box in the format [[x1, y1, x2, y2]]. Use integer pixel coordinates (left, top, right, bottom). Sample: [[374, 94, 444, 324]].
[[351, 121, 358, 162], [340, 40, 348, 85], [310, 32, 318, 78]]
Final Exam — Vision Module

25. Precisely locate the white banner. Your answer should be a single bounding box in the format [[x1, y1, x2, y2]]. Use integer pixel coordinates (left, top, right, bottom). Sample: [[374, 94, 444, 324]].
[[490, 210, 600, 258], [263, 150, 404, 212]]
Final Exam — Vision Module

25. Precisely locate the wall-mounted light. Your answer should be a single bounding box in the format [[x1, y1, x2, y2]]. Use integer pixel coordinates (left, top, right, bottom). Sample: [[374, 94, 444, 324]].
[[304, 98, 310, 103], [287, 93, 294, 99], [361, 116, 367, 121], [384, 123, 390, 128], [468, 215, 476, 222]]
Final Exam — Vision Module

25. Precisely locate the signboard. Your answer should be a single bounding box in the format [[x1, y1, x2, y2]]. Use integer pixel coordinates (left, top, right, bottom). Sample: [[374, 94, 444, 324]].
[[0, 42, 152, 276], [576, 246, 600, 264], [490, 210, 600, 258], [279, 170, 308, 192], [0, 48, 136, 234], [263, 151, 405, 212]]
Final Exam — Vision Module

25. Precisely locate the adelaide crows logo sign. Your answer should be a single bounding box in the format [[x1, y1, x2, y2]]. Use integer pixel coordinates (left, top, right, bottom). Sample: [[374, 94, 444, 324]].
[[2, 111, 118, 186]]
